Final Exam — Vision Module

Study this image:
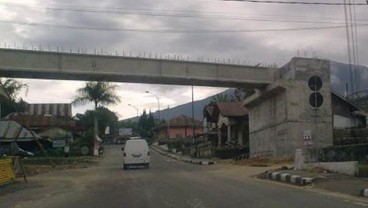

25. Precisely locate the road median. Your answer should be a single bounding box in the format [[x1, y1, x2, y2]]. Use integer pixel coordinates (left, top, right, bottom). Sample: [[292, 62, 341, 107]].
[[151, 145, 215, 165]]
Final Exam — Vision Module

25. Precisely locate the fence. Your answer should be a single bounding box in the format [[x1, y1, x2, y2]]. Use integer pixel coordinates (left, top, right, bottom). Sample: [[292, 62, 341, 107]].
[[319, 144, 368, 163], [214, 148, 249, 159], [233, 150, 274, 161]]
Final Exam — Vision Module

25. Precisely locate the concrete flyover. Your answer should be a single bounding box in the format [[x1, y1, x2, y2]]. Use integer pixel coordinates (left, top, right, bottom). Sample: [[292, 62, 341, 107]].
[[0, 48, 276, 88]]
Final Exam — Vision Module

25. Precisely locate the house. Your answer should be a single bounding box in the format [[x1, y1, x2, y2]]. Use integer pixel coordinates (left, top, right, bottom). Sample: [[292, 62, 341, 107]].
[[0, 120, 51, 152], [2, 103, 76, 143], [203, 102, 248, 148], [158, 115, 203, 140]]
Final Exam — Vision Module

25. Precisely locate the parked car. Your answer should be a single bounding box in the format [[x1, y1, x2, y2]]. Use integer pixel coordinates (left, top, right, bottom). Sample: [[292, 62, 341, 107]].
[[122, 139, 150, 170]]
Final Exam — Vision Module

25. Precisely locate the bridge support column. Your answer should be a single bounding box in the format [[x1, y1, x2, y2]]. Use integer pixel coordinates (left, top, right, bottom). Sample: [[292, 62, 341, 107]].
[[244, 58, 333, 157]]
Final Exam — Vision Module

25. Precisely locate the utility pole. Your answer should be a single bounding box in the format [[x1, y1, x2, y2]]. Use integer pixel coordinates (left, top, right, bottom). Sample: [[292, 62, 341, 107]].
[[191, 85, 195, 140]]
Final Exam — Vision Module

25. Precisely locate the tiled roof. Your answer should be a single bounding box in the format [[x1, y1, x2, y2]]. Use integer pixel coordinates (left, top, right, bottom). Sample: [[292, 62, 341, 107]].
[[216, 102, 248, 117], [2, 113, 76, 129], [164, 115, 202, 127]]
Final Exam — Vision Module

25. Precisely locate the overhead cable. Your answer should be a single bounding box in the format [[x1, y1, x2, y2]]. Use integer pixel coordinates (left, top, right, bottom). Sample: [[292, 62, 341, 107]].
[[1, 19, 368, 33], [223, 0, 368, 5]]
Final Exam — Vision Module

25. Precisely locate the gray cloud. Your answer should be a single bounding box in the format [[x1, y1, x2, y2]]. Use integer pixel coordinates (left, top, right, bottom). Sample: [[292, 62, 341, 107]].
[[1, 0, 367, 118]]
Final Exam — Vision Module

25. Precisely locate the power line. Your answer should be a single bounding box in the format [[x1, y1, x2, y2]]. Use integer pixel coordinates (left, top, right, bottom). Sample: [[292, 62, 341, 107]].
[[1, 19, 368, 33], [223, 0, 368, 5], [1, 2, 366, 25]]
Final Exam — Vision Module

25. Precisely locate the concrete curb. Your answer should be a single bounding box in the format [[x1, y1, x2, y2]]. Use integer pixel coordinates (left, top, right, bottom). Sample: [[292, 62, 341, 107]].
[[151, 146, 215, 166], [266, 172, 314, 186], [360, 189, 368, 197]]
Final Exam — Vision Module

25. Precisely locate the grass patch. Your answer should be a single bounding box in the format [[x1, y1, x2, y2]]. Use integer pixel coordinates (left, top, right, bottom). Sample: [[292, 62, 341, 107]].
[[358, 164, 368, 177]]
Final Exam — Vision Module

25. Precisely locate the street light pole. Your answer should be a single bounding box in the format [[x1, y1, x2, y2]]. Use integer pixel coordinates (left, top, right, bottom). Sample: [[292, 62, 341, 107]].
[[128, 104, 139, 119], [145, 91, 160, 121]]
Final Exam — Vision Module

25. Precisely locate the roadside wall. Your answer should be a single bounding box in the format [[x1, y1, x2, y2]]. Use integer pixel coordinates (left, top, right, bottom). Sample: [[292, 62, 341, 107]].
[[305, 161, 358, 176]]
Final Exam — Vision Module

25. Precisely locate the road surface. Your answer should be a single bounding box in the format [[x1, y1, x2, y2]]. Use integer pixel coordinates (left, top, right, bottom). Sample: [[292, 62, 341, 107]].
[[1, 145, 367, 208]]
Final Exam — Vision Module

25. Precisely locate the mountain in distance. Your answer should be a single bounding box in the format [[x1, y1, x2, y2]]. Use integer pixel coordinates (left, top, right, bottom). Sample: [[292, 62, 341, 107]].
[[330, 61, 368, 95], [124, 88, 235, 122], [123, 60, 368, 122]]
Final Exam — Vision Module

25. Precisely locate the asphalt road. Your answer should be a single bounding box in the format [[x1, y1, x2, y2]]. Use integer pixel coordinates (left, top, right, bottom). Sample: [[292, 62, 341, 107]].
[[1, 145, 368, 208]]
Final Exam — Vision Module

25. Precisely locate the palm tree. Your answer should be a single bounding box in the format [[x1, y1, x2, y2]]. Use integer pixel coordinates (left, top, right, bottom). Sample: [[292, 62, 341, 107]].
[[0, 78, 28, 118], [0, 78, 28, 101], [72, 81, 120, 136]]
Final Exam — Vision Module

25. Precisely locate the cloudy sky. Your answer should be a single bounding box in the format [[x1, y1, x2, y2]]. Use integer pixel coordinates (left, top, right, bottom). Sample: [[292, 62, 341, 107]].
[[0, 0, 367, 119]]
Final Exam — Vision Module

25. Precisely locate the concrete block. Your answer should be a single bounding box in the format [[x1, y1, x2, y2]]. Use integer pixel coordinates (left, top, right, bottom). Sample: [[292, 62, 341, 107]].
[[271, 172, 280, 180], [285, 174, 291, 183], [280, 173, 291, 182], [302, 177, 314, 185], [267, 172, 273, 179], [290, 175, 302, 184], [360, 189, 368, 197], [276, 173, 281, 181], [296, 176, 304, 185]]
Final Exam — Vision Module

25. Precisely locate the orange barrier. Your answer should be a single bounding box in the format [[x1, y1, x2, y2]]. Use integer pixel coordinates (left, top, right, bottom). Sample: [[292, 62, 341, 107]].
[[0, 157, 16, 186]]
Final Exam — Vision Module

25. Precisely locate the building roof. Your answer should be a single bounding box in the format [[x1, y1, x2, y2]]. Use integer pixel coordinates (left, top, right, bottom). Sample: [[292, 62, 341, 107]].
[[162, 115, 202, 127], [0, 120, 41, 141], [332, 91, 365, 112], [26, 103, 72, 117], [2, 113, 76, 130], [216, 102, 248, 117]]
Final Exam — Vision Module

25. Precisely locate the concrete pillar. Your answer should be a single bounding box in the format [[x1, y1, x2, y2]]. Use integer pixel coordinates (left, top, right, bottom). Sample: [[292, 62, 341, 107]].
[[218, 128, 222, 148], [227, 125, 231, 142]]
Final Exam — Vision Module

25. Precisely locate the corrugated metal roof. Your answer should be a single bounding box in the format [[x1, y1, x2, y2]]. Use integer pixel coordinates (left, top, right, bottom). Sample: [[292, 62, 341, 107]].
[[0, 120, 41, 140], [216, 102, 248, 117], [2, 113, 76, 129], [26, 103, 72, 117]]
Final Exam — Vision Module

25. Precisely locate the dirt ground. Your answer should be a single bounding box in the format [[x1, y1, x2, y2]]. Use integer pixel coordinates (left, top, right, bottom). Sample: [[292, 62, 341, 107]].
[[0, 156, 101, 197], [22, 156, 100, 176]]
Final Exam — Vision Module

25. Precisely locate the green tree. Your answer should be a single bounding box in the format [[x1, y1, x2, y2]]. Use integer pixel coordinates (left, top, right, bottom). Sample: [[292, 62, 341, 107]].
[[137, 110, 156, 138], [0, 78, 28, 101], [0, 78, 28, 118], [72, 81, 120, 137], [76, 106, 119, 136]]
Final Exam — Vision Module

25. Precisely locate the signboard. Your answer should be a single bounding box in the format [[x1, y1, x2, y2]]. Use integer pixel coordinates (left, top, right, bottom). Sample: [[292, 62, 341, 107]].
[[52, 140, 66, 148], [303, 130, 313, 146], [119, 128, 132, 136], [105, 126, 110, 135]]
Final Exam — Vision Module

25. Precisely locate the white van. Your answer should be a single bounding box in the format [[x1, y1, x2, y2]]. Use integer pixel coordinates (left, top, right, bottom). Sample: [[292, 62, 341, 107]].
[[122, 139, 150, 169]]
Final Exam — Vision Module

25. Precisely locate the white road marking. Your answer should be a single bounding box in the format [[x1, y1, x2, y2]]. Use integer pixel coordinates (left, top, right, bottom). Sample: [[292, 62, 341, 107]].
[[186, 198, 208, 208], [353, 202, 368, 207]]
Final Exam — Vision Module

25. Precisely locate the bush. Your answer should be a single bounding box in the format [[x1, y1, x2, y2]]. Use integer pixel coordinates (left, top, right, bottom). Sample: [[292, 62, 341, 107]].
[[358, 164, 368, 177], [168, 141, 181, 151]]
